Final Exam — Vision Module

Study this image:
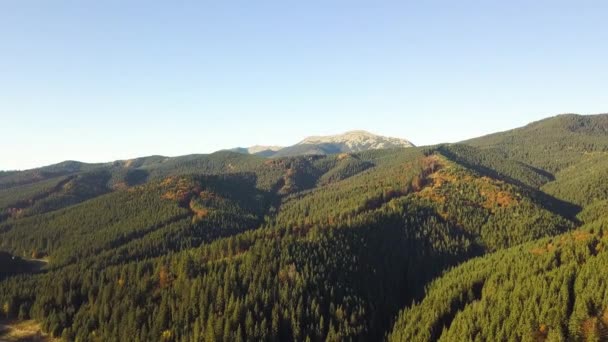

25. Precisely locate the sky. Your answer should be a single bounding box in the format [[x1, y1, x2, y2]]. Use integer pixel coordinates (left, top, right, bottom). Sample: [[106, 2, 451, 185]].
[[1, 1, 607, 170]]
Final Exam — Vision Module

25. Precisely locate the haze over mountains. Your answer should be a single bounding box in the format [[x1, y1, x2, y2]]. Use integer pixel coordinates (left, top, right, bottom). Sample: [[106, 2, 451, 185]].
[[1, 113, 608, 341]]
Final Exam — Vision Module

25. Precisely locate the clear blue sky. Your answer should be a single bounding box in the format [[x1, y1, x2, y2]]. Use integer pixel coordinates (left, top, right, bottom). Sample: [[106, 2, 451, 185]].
[[2, 1, 607, 170]]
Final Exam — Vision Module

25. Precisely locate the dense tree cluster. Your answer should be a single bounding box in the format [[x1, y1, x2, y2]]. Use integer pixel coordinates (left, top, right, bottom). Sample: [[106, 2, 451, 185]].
[[389, 216, 608, 341]]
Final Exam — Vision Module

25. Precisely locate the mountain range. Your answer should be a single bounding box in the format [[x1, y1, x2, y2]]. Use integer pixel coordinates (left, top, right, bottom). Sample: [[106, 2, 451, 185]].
[[0, 113, 607, 341], [229, 130, 414, 158]]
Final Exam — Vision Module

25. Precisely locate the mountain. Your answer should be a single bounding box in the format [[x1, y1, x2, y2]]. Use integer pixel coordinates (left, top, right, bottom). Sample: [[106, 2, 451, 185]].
[[229, 145, 283, 157], [231, 130, 414, 158], [0, 113, 607, 341], [277, 130, 415, 157], [245, 145, 284, 154], [297, 130, 413, 151]]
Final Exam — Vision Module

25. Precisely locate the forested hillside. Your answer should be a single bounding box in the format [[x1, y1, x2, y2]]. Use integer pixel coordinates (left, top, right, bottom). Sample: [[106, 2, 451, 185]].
[[389, 211, 608, 341], [0, 114, 607, 341], [465, 113, 608, 173]]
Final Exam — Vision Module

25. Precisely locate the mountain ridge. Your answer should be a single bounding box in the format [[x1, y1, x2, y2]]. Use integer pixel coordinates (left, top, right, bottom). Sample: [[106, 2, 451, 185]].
[[231, 130, 415, 158]]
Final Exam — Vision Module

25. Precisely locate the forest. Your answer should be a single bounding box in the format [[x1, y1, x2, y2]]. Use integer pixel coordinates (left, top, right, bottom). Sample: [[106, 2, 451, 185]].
[[1, 113, 608, 341]]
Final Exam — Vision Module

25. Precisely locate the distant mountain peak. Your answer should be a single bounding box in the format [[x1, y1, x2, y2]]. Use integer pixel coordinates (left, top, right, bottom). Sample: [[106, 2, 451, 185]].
[[266, 130, 414, 157], [246, 145, 283, 154], [229, 130, 414, 158], [297, 130, 414, 151], [228, 145, 283, 157], [299, 130, 375, 143]]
